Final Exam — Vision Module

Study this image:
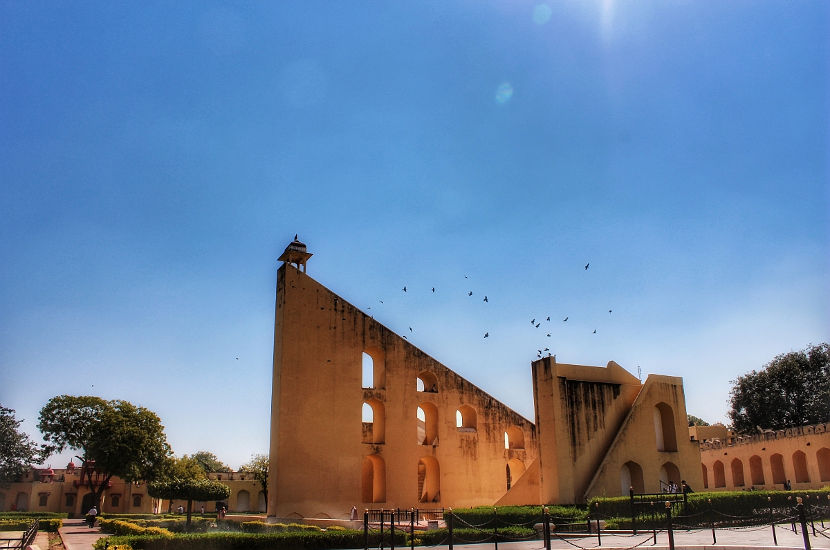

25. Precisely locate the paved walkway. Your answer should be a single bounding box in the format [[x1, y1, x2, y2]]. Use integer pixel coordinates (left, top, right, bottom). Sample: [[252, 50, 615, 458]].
[[57, 519, 108, 550]]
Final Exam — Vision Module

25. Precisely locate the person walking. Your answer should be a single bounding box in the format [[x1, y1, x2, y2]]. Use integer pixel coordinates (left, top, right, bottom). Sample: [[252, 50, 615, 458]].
[[86, 505, 98, 528]]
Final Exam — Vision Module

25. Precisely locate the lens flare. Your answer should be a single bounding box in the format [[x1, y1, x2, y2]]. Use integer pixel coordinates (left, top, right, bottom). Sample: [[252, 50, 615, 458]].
[[533, 4, 552, 25], [495, 82, 514, 104]]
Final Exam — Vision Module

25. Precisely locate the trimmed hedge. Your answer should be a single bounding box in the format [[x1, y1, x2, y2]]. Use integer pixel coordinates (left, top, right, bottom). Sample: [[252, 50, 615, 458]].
[[93, 529, 391, 550], [588, 489, 830, 528], [0, 512, 68, 519], [98, 519, 174, 537], [239, 521, 324, 533], [452, 505, 587, 526], [0, 518, 63, 532]]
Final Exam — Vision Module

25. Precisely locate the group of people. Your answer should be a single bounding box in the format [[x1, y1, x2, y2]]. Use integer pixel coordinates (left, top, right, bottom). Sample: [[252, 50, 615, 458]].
[[662, 480, 693, 494]]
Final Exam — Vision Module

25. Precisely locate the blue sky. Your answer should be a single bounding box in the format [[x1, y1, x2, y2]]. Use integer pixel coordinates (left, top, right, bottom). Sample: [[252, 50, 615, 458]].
[[1, 1, 827, 470]]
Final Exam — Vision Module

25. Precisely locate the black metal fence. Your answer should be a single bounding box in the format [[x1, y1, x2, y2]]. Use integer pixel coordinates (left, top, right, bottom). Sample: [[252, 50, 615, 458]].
[[361, 499, 829, 550], [0, 519, 39, 550]]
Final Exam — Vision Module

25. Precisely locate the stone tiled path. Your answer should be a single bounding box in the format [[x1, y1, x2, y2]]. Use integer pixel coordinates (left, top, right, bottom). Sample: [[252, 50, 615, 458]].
[[57, 519, 108, 550]]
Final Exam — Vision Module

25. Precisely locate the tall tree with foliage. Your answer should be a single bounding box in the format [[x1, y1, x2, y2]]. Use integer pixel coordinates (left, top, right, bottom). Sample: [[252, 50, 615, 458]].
[[240, 454, 269, 503], [728, 343, 830, 433], [687, 415, 710, 427], [38, 395, 172, 508], [1, 405, 43, 484], [187, 451, 231, 474]]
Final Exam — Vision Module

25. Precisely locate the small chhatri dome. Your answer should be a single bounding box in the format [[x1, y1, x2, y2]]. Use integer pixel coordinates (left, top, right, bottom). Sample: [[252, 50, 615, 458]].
[[278, 234, 313, 272]]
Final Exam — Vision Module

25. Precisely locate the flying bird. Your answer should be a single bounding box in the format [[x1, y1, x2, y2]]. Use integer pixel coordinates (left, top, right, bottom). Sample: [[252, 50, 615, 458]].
[[584, 263, 590, 270], [235, 357, 239, 360], [608, 309, 612, 315], [409, 327, 413, 332], [432, 287, 435, 293], [531, 318, 536, 324], [546, 333, 551, 337], [544, 347, 549, 352], [484, 332, 489, 338], [468, 291, 473, 296], [563, 317, 568, 322], [403, 335, 408, 340], [379, 300, 383, 304], [483, 296, 488, 302], [535, 323, 541, 328], [402, 286, 407, 292], [546, 316, 550, 321], [593, 329, 597, 334]]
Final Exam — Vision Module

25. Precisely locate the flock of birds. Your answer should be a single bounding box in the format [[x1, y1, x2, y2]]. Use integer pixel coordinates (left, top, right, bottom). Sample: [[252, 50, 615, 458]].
[[366, 262, 614, 360]]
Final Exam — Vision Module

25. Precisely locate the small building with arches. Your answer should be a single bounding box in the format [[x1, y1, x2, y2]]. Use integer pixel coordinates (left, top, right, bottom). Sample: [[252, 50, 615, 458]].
[[694, 422, 830, 491], [267, 239, 703, 519]]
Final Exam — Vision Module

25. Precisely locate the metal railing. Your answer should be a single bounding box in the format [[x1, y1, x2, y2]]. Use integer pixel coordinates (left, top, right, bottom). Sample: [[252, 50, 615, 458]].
[[0, 519, 38, 550]]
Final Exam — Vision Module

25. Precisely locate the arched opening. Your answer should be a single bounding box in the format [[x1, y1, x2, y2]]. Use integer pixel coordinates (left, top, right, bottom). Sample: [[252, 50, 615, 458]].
[[713, 461, 726, 488], [417, 456, 440, 503], [770, 454, 786, 485], [416, 371, 438, 393], [749, 455, 765, 486], [362, 353, 373, 388], [456, 405, 477, 431], [506, 459, 525, 490], [653, 402, 677, 452], [660, 462, 681, 489], [361, 455, 386, 503], [257, 491, 266, 512], [81, 493, 95, 514], [818, 448, 830, 482], [505, 426, 525, 449], [701, 464, 709, 489], [621, 461, 644, 494], [792, 450, 809, 483], [417, 403, 439, 446], [236, 490, 250, 511], [362, 399, 385, 444], [730, 458, 745, 487], [361, 349, 385, 389]]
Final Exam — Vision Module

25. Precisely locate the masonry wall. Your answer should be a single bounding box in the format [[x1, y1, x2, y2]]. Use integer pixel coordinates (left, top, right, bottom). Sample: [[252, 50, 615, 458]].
[[699, 423, 830, 491], [583, 375, 703, 498], [267, 264, 538, 519], [533, 360, 702, 503]]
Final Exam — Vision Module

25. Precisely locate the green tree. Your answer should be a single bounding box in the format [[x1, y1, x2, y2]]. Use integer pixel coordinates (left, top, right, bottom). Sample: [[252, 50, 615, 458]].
[[728, 343, 830, 433], [187, 451, 231, 474], [38, 395, 172, 508], [148, 477, 230, 527], [1, 405, 43, 484], [687, 414, 710, 427], [240, 454, 269, 503]]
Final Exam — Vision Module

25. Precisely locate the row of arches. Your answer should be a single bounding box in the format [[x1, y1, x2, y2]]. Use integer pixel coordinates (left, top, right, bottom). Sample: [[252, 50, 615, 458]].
[[362, 455, 527, 503], [362, 400, 525, 449], [702, 448, 830, 489], [360, 353, 447, 395], [620, 460, 683, 494]]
